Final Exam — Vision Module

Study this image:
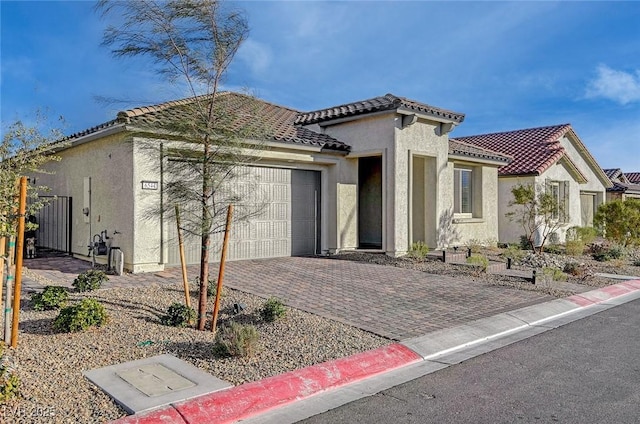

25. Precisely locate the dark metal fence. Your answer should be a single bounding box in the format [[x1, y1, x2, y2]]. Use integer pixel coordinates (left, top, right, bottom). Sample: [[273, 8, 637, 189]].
[[33, 196, 72, 254]]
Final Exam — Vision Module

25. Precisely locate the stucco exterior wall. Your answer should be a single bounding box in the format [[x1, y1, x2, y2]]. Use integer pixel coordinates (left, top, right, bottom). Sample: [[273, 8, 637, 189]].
[[449, 163, 500, 245], [37, 132, 136, 269], [497, 176, 536, 244]]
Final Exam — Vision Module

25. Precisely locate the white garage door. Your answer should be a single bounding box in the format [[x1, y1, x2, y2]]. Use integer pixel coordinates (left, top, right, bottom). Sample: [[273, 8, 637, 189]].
[[166, 167, 320, 265]]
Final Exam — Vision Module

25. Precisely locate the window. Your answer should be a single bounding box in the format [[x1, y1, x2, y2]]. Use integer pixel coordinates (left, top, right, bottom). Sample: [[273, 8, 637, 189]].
[[454, 168, 473, 215], [547, 180, 569, 222]]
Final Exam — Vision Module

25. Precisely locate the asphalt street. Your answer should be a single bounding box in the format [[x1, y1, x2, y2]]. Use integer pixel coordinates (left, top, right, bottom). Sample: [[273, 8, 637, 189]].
[[300, 298, 640, 424]]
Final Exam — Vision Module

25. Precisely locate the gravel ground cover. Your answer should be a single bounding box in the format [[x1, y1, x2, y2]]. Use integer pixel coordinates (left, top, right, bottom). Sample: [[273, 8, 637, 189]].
[[1, 246, 639, 423], [0, 282, 388, 423]]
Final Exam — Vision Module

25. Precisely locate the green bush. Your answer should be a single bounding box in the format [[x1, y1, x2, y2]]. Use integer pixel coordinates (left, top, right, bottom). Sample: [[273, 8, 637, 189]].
[[502, 244, 525, 262], [213, 322, 259, 357], [207, 283, 227, 299], [53, 299, 108, 333], [563, 262, 585, 277], [592, 244, 626, 262], [466, 254, 489, 271], [594, 199, 640, 246], [466, 239, 483, 254], [520, 235, 532, 251], [543, 267, 568, 282], [407, 241, 429, 259], [565, 240, 585, 256], [260, 297, 287, 322], [32, 286, 69, 311], [0, 342, 19, 403], [160, 302, 196, 327], [544, 244, 563, 255], [72, 269, 108, 292]]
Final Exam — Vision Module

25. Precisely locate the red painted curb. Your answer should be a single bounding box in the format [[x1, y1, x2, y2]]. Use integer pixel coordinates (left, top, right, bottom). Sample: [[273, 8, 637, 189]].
[[111, 406, 186, 424], [112, 343, 421, 424], [567, 279, 640, 307]]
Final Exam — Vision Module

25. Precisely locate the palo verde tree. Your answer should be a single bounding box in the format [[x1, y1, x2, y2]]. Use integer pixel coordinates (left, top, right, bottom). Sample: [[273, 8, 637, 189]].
[[97, 0, 268, 330], [1, 114, 64, 239], [505, 182, 567, 253]]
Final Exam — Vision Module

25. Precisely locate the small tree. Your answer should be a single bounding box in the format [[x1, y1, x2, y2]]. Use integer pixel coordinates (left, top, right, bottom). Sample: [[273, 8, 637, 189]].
[[594, 199, 640, 247], [505, 182, 566, 253], [97, 0, 268, 330], [1, 114, 64, 238]]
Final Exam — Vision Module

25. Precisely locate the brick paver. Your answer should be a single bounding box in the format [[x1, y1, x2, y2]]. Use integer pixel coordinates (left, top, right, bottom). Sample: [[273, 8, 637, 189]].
[[22, 254, 551, 340]]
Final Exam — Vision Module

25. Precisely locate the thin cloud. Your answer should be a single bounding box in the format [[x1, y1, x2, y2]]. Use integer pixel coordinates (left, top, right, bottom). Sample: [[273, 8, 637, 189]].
[[237, 39, 272, 77], [585, 65, 640, 105]]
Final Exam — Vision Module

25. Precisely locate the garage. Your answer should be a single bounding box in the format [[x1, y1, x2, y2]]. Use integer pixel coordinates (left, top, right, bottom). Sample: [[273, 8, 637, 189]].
[[166, 167, 321, 265]]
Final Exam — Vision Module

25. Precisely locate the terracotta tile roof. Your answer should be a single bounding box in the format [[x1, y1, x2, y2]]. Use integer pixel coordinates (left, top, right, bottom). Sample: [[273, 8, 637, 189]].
[[295, 93, 465, 126], [448, 139, 511, 164], [452, 124, 588, 179], [626, 172, 640, 184], [63, 92, 350, 152]]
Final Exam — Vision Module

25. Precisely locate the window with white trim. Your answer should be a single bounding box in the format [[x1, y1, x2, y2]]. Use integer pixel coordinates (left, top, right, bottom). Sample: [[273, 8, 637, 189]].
[[547, 180, 569, 223], [454, 167, 473, 216]]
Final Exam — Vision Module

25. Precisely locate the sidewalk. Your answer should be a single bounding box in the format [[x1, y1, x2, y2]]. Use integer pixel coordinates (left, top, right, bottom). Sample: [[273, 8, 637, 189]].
[[112, 279, 640, 424]]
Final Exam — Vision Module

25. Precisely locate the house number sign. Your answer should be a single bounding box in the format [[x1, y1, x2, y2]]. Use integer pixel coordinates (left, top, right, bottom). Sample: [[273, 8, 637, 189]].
[[141, 181, 159, 190]]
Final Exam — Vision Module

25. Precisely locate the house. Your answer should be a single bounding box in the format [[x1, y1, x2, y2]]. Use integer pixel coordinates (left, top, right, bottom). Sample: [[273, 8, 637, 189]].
[[603, 169, 640, 201], [453, 124, 612, 245], [35, 92, 510, 273]]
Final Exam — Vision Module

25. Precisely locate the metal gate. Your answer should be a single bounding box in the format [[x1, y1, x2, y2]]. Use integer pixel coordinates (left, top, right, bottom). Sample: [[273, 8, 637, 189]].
[[33, 195, 72, 254]]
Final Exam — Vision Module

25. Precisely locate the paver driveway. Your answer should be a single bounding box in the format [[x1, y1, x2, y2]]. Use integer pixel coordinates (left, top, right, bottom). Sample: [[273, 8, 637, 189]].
[[24, 255, 551, 340]]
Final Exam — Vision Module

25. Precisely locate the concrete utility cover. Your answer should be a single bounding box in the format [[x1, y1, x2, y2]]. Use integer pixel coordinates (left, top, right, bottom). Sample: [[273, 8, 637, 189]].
[[84, 354, 232, 414], [116, 363, 195, 397]]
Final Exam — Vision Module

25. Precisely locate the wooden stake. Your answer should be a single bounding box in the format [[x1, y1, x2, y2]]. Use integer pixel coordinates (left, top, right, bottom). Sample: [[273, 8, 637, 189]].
[[11, 176, 27, 348], [211, 204, 233, 333], [0, 236, 5, 329], [175, 205, 191, 309]]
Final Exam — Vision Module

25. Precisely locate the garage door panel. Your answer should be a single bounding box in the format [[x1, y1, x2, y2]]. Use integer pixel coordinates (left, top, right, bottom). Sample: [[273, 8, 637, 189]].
[[166, 167, 320, 265]]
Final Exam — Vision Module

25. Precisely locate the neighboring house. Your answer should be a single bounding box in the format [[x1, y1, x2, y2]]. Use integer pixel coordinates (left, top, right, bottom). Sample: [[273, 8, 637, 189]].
[[453, 124, 612, 245], [603, 169, 640, 201], [36, 92, 509, 273]]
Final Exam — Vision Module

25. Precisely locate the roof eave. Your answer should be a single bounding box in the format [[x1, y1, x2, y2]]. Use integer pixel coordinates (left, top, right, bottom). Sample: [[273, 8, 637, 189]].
[[448, 154, 509, 167]]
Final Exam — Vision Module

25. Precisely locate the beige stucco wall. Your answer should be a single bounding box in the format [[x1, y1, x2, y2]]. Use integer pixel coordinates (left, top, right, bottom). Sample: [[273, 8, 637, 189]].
[[37, 132, 137, 270]]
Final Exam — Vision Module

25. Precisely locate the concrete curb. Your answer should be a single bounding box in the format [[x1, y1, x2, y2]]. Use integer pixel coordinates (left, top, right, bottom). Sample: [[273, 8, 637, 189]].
[[111, 279, 640, 424]]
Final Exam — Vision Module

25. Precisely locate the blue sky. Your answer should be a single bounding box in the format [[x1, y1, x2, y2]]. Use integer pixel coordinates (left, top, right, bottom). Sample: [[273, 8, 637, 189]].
[[2, 0, 639, 171]]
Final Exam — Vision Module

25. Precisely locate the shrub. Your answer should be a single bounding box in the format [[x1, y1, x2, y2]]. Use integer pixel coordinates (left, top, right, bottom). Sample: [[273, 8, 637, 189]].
[[543, 267, 568, 282], [213, 322, 259, 357], [520, 235, 532, 251], [407, 241, 429, 259], [72, 269, 108, 292], [594, 199, 640, 246], [565, 240, 585, 256], [32, 286, 69, 311], [591, 244, 626, 262], [160, 302, 196, 327], [502, 244, 525, 262], [544, 244, 563, 255], [563, 262, 585, 277], [260, 297, 287, 322], [0, 342, 19, 404], [466, 254, 489, 271], [207, 283, 227, 299], [53, 299, 108, 332], [466, 239, 483, 254], [633, 258, 640, 267]]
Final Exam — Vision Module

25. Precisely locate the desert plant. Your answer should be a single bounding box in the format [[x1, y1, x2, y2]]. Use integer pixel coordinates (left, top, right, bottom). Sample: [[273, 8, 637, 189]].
[[72, 269, 108, 292], [543, 267, 568, 282], [563, 262, 585, 277], [594, 199, 640, 247], [544, 244, 563, 255], [53, 299, 108, 333], [591, 244, 626, 262], [466, 239, 483, 254], [160, 303, 196, 327], [213, 322, 259, 357], [466, 254, 489, 271], [565, 239, 585, 256], [407, 241, 429, 259], [207, 283, 227, 299], [31, 286, 69, 311], [520, 235, 532, 251], [502, 244, 525, 262], [260, 297, 287, 322], [0, 342, 19, 404]]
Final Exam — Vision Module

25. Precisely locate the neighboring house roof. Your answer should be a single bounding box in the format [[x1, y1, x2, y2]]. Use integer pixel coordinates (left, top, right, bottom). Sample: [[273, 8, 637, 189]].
[[295, 93, 465, 126], [452, 124, 610, 186], [448, 139, 512, 164], [626, 172, 640, 184], [602, 168, 630, 184], [608, 181, 640, 194], [62, 92, 350, 152]]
